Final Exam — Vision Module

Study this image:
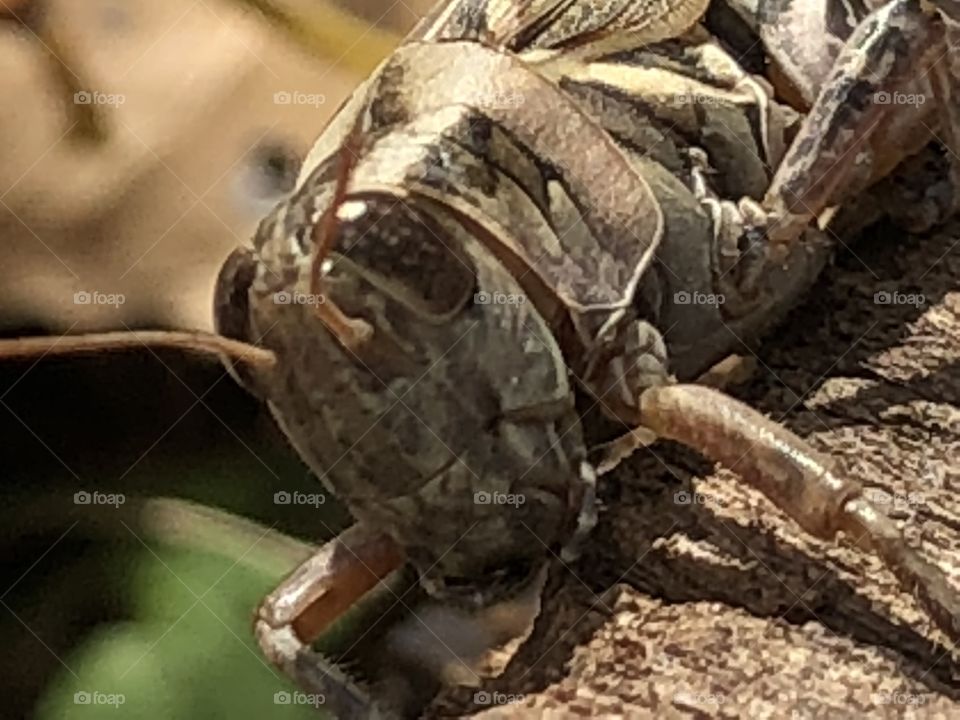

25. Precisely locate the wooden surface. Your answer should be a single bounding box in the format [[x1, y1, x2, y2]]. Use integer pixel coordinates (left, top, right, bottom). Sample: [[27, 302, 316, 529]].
[[432, 219, 960, 718]]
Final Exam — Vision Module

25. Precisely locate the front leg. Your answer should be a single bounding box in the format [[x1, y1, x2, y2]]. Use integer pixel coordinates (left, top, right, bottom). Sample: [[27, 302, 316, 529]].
[[703, 0, 957, 310], [637, 383, 960, 644], [761, 0, 951, 246], [255, 525, 408, 719], [929, 2, 960, 217], [256, 523, 547, 718]]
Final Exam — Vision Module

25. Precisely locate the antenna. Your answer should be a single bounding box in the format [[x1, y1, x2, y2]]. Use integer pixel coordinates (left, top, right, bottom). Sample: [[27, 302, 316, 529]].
[[308, 119, 374, 352], [0, 331, 277, 369]]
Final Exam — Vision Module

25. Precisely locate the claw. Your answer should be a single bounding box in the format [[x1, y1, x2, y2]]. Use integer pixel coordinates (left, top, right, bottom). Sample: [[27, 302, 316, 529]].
[[256, 526, 407, 717], [255, 621, 388, 720]]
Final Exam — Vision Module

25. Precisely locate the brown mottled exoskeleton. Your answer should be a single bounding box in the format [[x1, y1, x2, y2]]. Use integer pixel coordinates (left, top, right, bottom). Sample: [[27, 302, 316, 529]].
[[3, 1, 960, 717]]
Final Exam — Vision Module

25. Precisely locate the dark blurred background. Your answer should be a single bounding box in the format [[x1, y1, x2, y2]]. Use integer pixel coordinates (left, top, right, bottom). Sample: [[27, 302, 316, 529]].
[[0, 1, 432, 717]]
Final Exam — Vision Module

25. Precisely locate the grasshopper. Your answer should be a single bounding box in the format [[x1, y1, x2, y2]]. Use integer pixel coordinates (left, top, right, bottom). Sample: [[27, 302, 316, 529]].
[[3, 0, 960, 717]]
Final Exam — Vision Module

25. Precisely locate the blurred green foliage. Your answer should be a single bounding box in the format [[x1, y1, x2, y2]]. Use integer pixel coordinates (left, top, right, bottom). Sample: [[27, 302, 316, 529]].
[[0, 355, 353, 719], [35, 542, 322, 720]]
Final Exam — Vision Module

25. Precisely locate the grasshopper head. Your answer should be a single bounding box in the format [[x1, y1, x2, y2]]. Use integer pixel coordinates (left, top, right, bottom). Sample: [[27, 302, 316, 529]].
[[216, 189, 593, 609]]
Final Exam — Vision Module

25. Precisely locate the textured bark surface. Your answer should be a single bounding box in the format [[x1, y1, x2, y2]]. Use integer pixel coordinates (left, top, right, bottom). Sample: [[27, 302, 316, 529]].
[[431, 219, 960, 718]]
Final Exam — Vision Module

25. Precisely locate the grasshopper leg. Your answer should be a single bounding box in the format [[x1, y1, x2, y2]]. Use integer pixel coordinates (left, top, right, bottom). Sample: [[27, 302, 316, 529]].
[[760, 0, 946, 247], [638, 383, 960, 644], [255, 525, 405, 719], [928, 6, 960, 217], [257, 523, 549, 718], [706, 0, 953, 309]]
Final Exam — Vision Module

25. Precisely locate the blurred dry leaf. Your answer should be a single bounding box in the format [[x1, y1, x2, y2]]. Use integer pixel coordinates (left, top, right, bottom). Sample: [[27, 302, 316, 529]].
[[0, 0, 407, 333]]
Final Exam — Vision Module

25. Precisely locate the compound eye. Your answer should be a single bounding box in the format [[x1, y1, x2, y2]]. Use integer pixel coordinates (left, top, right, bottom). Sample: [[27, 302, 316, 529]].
[[336, 197, 477, 321], [213, 246, 264, 396]]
